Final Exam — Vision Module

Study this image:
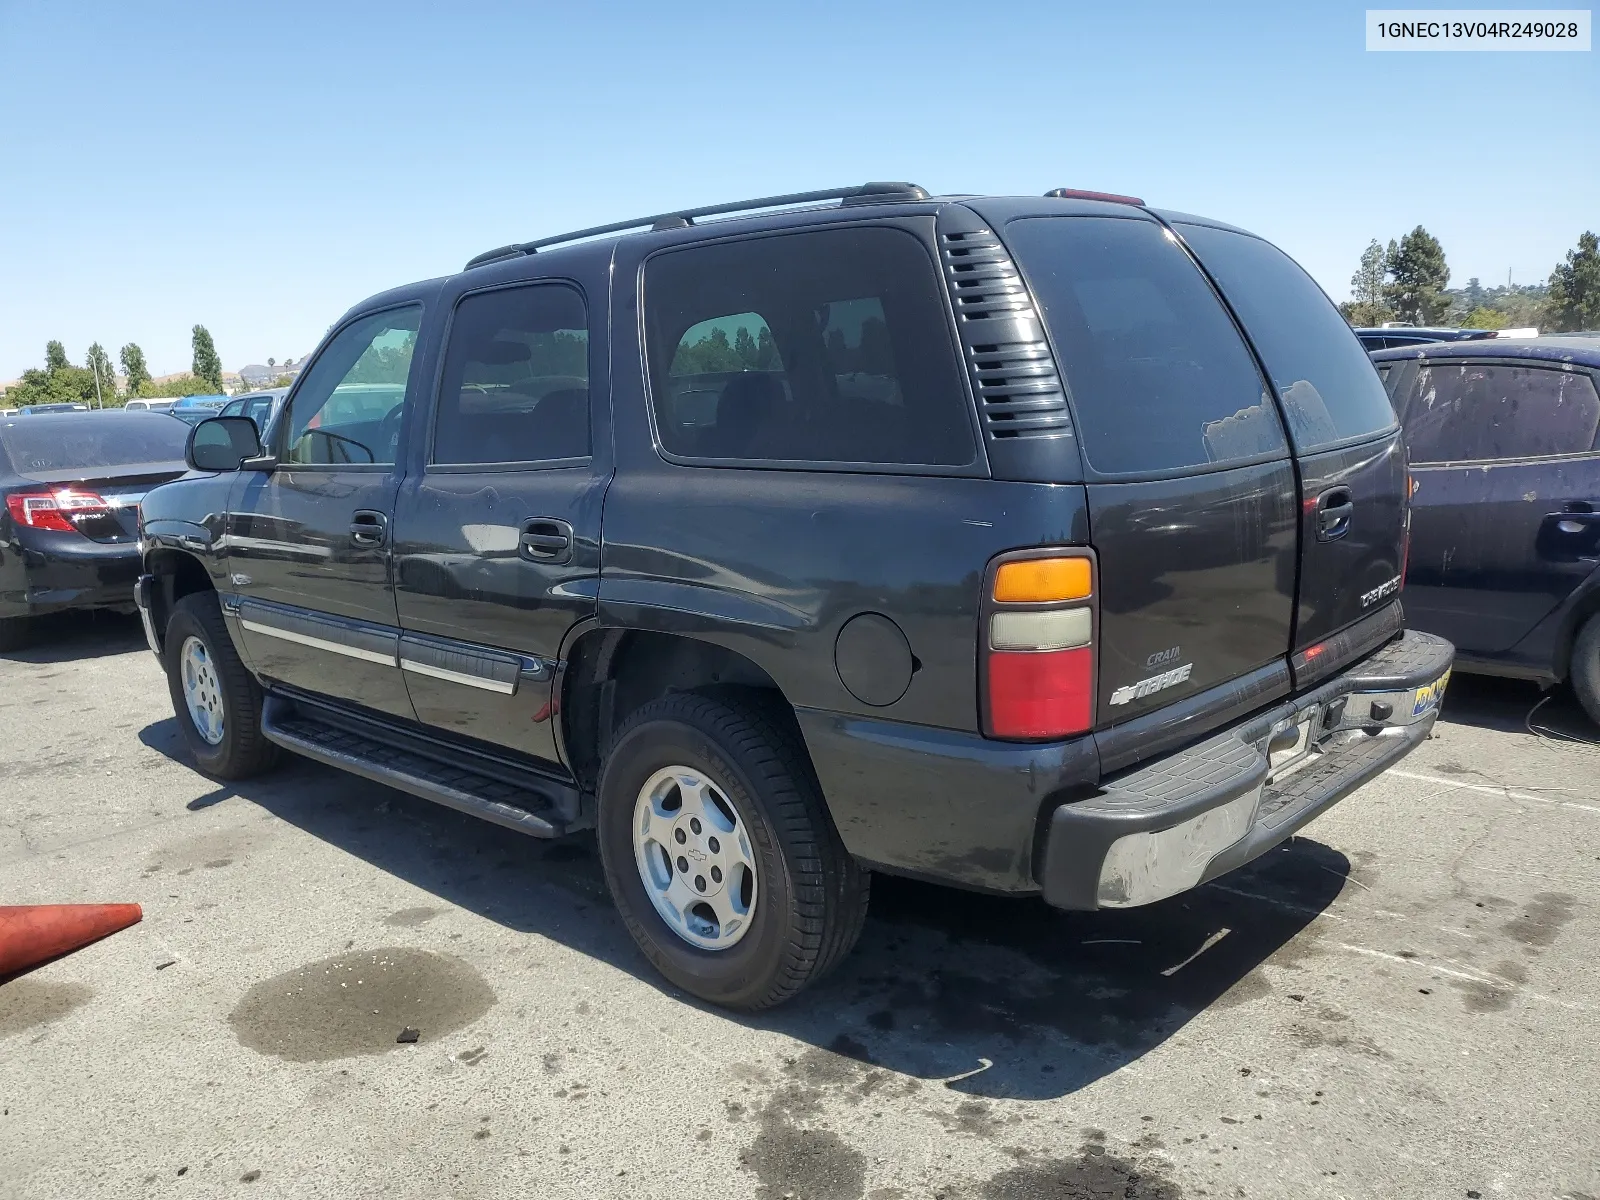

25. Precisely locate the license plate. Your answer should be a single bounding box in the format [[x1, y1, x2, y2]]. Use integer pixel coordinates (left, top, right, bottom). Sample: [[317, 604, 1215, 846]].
[[1411, 668, 1452, 717]]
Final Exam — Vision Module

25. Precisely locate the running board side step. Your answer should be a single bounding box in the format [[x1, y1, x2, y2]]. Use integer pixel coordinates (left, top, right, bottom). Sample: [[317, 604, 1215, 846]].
[[260, 695, 576, 838]]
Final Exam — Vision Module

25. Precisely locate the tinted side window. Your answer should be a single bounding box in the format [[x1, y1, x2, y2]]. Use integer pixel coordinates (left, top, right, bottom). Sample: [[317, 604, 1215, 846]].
[[283, 307, 421, 466], [433, 284, 590, 465], [644, 226, 975, 467], [1178, 224, 1396, 452], [1004, 216, 1285, 475], [1403, 363, 1600, 463]]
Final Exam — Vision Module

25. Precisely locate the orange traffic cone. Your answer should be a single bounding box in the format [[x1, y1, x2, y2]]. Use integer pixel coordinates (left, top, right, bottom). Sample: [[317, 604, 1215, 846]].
[[0, 904, 143, 979]]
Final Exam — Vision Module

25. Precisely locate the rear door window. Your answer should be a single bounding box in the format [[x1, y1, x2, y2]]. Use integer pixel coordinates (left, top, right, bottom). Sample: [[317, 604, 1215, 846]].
[[1177, 224, 1397, 452], [432, 283, 591, 465], [1402, 363, 1600, 463], [1003, 216, 1285, 475], [643, 226, 976, 468]]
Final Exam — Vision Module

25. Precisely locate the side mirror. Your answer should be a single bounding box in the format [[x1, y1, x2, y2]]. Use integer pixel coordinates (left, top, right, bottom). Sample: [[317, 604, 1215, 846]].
[[188, 416, 264, 472]]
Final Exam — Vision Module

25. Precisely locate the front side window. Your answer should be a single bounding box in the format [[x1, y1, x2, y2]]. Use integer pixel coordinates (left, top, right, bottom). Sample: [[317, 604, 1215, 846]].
[[1005, 216, 1286, 475], [644, 226, 976, 467], [1403, 363, 1600, 463], [433, 284, 590, 465], [282, 307, 422, 466], [1177, 224, 1398, 453]]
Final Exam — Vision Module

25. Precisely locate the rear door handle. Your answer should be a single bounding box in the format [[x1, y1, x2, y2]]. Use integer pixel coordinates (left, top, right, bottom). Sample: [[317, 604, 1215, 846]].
[[350, 510, 388, 547], [1315, 487, 1354, 542], [519, 518, 573, 564]]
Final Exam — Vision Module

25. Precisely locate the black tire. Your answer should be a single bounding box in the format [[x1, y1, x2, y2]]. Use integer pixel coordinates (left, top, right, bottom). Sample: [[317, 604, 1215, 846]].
[[1572, 614, 1600, 728], [163, 592, 280, 779], [596, 691, 869, 1010], [0, 616, 32, 653]]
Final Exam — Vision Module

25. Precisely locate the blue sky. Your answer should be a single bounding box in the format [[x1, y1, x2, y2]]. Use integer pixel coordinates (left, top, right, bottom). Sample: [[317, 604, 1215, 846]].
[[1, 0, 1594, 379]]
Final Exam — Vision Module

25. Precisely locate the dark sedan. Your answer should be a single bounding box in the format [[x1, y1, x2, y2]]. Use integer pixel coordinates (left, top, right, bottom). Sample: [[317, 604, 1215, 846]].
[[0, 411, 191, 649], [1373, 337, 1600, 722], [1354, 326, 1499, 352]]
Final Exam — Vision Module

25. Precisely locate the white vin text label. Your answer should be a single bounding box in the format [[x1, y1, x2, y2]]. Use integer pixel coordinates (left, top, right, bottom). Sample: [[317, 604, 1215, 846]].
[[1367, 10, 1591, 49]]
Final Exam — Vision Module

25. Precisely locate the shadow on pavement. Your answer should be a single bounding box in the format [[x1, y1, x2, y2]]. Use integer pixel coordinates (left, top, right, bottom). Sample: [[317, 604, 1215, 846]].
[[1437, 672, 1597, 741], [139, 716, 1346, 1100], [0, 611, 147, 664]]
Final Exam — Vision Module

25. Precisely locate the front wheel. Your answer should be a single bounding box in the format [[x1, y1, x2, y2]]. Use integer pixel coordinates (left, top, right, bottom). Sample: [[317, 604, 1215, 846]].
[[163, 592, 280, 779], [1572, 614, 1600, 728], [596, 692, 869, 1010]]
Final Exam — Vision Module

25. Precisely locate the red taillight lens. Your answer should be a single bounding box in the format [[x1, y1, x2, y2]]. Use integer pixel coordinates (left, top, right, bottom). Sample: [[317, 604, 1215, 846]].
[[988, 647, 1094, 738], [5, 489, 112, 533], [983, 551, 1096, 740]]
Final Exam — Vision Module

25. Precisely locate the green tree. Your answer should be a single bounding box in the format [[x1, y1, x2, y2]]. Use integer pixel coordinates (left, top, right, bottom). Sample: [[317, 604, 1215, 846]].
[[191, 324, 223, 392], [5, 363, 100, 409], [1340, 239, 1391, 326], [85, 342, 116, 404], [140, 373, 215, 399], [120, 343, 151, 395], [45, 340, 69, 371], [1460, 307, 1508, 330], [1384, 227, 1450, 325], [267, 356, 276, 369], [733, 325, 757, 368], [1546, 231, 1600, 333]]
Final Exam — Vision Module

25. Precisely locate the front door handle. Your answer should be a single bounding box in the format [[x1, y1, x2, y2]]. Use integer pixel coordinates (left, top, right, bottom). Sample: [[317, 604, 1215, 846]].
[[520, 518, 573, 564], [350, 510, 388, 547], [1315, 486, 1354, 542]]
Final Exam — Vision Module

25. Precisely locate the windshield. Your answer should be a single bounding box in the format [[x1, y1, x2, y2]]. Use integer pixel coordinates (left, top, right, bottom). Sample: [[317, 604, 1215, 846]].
[[0, 413, 190, 475]]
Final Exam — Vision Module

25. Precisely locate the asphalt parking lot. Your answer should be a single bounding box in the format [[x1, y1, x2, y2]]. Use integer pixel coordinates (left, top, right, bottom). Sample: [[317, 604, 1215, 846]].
[[1, 613, 1597, 1200]]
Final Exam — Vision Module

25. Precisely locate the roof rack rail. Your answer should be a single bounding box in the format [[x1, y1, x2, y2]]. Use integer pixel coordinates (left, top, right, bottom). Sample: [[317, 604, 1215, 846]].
[[463, 182, 930, 270]]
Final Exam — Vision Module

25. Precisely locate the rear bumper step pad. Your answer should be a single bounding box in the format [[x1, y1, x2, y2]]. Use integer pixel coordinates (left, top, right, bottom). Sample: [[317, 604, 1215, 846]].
[[1041, 630, 1454, 910]]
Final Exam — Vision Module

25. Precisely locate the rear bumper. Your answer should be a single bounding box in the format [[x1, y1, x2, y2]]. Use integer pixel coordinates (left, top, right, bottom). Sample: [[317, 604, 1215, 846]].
[[0, 534, 142, 620], [1039, 630, 1455, 910]]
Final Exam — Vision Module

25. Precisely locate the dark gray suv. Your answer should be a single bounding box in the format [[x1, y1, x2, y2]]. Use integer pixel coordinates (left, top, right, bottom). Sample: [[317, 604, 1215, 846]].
[[136, 183, 1453, 1009]]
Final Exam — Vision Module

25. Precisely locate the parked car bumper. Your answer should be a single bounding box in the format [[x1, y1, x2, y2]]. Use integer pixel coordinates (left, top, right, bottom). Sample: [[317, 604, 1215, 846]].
[[0, 533, 143, 620], [1039, 630, 1455, 910]]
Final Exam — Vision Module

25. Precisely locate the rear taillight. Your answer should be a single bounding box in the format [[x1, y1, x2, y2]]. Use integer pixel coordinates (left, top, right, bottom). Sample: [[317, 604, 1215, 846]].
[[982, 550, 1096, 740], [5, 489, 112, 533]]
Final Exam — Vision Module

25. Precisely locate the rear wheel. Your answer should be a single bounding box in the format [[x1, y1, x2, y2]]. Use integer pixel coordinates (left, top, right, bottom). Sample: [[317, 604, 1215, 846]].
[[0, 616, 31, 652], [163, 592, 280, 779], [596, 692, 869, 1010], [1572, 614, 1600, 728]]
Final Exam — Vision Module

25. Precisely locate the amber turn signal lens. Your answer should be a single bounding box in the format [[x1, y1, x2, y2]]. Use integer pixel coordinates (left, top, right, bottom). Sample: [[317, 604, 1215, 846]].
[[993, 557, 1092, 604]]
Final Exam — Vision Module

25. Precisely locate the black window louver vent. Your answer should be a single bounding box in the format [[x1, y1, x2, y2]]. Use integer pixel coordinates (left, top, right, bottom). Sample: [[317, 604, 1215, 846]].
[[940, 229, 1073, 440]]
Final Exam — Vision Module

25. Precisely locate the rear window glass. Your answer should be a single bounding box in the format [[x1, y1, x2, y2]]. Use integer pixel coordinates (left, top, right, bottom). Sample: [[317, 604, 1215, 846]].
[[1403, 363, 1600, 462], [644, 226, 976, 468], [1003, 217, 1285, 475], [0, 414, 189, 474], [1177, 224, 1397, 452]]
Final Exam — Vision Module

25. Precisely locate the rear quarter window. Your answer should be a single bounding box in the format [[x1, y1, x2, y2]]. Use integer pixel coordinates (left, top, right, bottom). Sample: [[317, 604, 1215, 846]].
[[1003, 216, 1285, 475], [643, 225, 977, 469], [1177, 224, 1397, 452]]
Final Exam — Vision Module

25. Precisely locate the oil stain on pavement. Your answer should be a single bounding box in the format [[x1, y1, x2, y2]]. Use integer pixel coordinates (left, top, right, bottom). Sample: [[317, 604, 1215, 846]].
[[0, 978, 93, 1040], [972, 1143, 1183, 1199], [229, 948, 494, 1062]]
